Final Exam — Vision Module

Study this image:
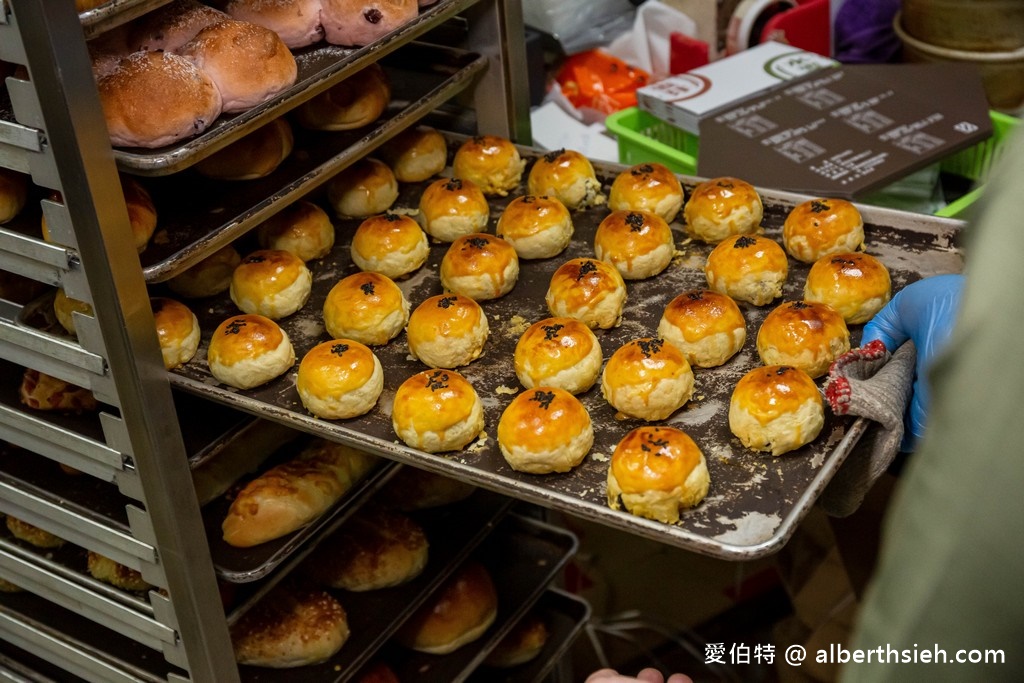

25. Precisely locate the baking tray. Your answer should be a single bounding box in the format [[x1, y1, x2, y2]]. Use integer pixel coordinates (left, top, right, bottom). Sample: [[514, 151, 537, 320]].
[[78, 0, 172, 39]]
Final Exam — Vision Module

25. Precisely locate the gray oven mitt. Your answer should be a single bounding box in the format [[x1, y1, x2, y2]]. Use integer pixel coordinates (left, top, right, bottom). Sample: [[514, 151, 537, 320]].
[[819, 340, 916, 517]]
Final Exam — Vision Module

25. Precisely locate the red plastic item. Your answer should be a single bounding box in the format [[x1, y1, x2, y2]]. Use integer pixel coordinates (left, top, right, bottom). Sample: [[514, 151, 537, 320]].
[[555, 50, 652, 115], [761, 0, 831, 57], [669, 32, 710, 74]]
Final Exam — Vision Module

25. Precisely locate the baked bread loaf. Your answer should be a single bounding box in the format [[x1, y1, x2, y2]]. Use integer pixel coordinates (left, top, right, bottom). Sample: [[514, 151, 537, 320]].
[[19, 369, 98, 414], [545, 257, 627, 330], [392, 369, 484, 453], [406, 294, 489, 369], [594, 209, 675, 280], [351, 212, 429, 279], [302, 505, 428, 591], [320, 0, 419, 47], [231, 583, 349, 668], [417, 177, 490, 243], [658, 290, 746, 368], [120, 174, 158, 252], [683, 176, 763, 243], [207, 313, 296, 389], [803, 252, 891, 324], [379, 125, 447, 183], [756, 300, 850, 379], [729, 365, 824, 455], [323, 271, 409, 346], [514, 316, 602, 394], [128, 0, 228, 52], [293, 63, 390, 131], [194, 117, 293, 180], [440, 233, 520, 301], [151, 297, 200, 369], [377, 466, 476, 511], [5, 516, 65, 549], [608, 162, 685, 224], [230, 248, 312, 320], [607, 426, 710, 523], [225, 0, 326, 48], [498, 387, 594, 474], [484, 612, 549, 668], [326, 158, 399, 219], [87, 552, 153, 592], [783, 197, 865, 263], [0, 168, 29, 225], [601, 337, 694, 421], [167, 244, 241, 299], [54, 287, 94, 337], [222, 438, 379, 547], [704, 234, 788, 306], [394, 560, 497, 655], [495, 194, 574, 260], [297, 339, 383, 419], [527, 148, 606, 210], [452, 135, 525, 196], [257, 200, 335, 262]]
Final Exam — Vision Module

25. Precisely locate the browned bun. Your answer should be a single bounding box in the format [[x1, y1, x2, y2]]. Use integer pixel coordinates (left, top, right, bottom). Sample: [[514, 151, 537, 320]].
[[19, 368, 99, 414], [495, 194, 574, 260], [379, 125, 448, 183], [704, 234, 788, 306], [729, 364, 824, 455], [151, 296, 200, 369], [229, 248, 312, 320], [6, 516, 65, 549], [394, 561, 498, 655], [608, 162, 685, 223], [440, 233, 520, 301], [756, 301, 850, 379], [406, 293, 489, 369], [118, 174, 159, 252], [803, 252, 892, 324], [194, 117, 293, 180], [87, 552, 153, 592], [326, 158, 398, 219], [257, 200, 335, 262], [545, 257, 627, 330], [207, 313, 296, 389], [513, 316, 602, 395], [377, 466, 476, 511], [593, 209, 675, 280], [601, 337, 694, 421], [497, 387, 594, 474], [526, 148, 606, 210], [658, 290, 746, 368], [225, 0, 326, 48], [350, 212, 428, 279], [452, 135, 525, 196], [484, 612, 550, 668], [391, 369, 484, 453], [782, 198, 865, 263], [322, 271, 409, 346], [0, 167, 29, 224], [54, 287, 94, 337], [320, 0, 419, 47], [128, 0, 229, 52], [167, 244, 242, 299], [683, 176, 763, 243], [417, 177, 491, 243], [293, 63, 390, 131], [355, 661, 400, 683], [296, 339, 383, 419], [98, 50, 223, 148]]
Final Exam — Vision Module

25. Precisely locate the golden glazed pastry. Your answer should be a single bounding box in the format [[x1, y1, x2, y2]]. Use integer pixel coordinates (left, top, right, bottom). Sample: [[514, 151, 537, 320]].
[[378, 125, 448, 183], [230, 249, 312, 320], [87, 552, 153, 592], [495, 194, 574, 260], [350, 212, 429, 279], [756, 300, 850, 379], [803, 252, 892, 324], [120, 174, 158, 252], [439, 233, 520, 301], [704, 234, 789, 306], [53, 287, 94, 337], [497, 387, 594, 474], [683, 176, 763, 243], [417, 177, 491, 243], [601, 337, 694, 421], [292, 63, 390, 131], [256, 200, 335, 262], [0, 168, 29, 224], [608, 162, 685, 224], [326, 158, 399, 219], [607, 426, 710, 523], [391, 369, 484, 453], [594, 209, 675, 280], [484, 612, 550, 668], [657, 290, 746, 368], [783, 197, 865, 263], [19, 369, 98, 414], [514, 317, 603, 395], [151, 297, 200, 369], [322, 271, 409, 346], [729, 365, 824, 455], [167, 244, 241, 299], [296, 339, 383, 420], [194, 117, 294, 180], [5, 516, 65, 549], [526, 148, 606, 210], [207, 313, 296, 389], [406, 294, 489, 369], [545, 257, 627, 330], [452, 135, 525, 196], [377, 466, 476, 511]]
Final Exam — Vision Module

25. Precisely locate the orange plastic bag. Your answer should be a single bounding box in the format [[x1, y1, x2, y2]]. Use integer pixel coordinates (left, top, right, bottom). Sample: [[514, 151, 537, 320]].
[[555, 49, 651, 115]]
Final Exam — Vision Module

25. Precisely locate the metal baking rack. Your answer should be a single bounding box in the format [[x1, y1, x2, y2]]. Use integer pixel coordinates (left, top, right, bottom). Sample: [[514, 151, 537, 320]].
[[77, 0, 171, 38]]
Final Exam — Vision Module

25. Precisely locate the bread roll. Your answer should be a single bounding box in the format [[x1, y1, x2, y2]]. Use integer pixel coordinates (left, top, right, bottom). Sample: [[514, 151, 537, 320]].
[[350, 212, 428, 279], [729, 365, 824, 455], [207, 313, 296, 389], [601, 337, 694, 421], [320, 0, 419, 47], [194, 117, 293, 180], [128, 0, 228, 52], [498, 387, 594, 474], [0, 168, 29, 225], [377, 466, 476, 511], [392, 369, 484, 453], [54, 287, 94, 337], [452, 135, 525, 197], [87, 552, 153, 592], [326, 158, 399, 219], [296, 339, 383, 419], [120, 174, 158, 252], [608, 162, 685, 224], [225, 0, 326, 48], [231, 583, 349, 668], [527, 148, 606, 211], [406, 294, 489, 369], [257, 200, 335, 262], [167, 244, 241, 299], [322, 271, 409, 346], [594, 209, 675, 280], [151, 297, 200, 369], [704, 234, 788, 306], [514, 317, 602, 395], [394, 561, 497, 655], [783, 197, 865, 263], [230, 249, 312, 320], [19, 368, 98, 414], [803, 252, 891, 324], [293, 63, 390, 131], [484, 612, 549, 668], [756, 301, 850, 379], [355, 662, 399, 683], [658, 290, 746, 368], [495, 194, 574, 260], [683, 176, 763, 243], [545, 257, 627, 330], [379, 125, 448, 183], [222, 438, 378, 547], [440, 233, 519, 301], [607, 426, 710, 523], [417, 177, 490, 243], [5, 516, 65, 549]]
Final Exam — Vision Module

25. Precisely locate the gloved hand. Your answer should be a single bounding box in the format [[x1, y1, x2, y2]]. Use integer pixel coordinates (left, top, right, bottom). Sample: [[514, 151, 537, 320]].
[[861, 273, 964, 451]]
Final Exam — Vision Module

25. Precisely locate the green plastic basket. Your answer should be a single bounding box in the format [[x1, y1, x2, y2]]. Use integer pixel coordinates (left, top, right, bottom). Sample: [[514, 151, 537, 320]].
[[605, 107, 1020, 219]]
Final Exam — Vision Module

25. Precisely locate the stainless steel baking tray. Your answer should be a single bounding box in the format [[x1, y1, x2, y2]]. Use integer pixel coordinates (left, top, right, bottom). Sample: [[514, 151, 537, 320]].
[[78, 0, 172, 39]]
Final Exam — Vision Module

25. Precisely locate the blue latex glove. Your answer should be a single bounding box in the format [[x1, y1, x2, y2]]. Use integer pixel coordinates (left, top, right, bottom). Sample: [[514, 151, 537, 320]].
[[862, 273, 964, 451]]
